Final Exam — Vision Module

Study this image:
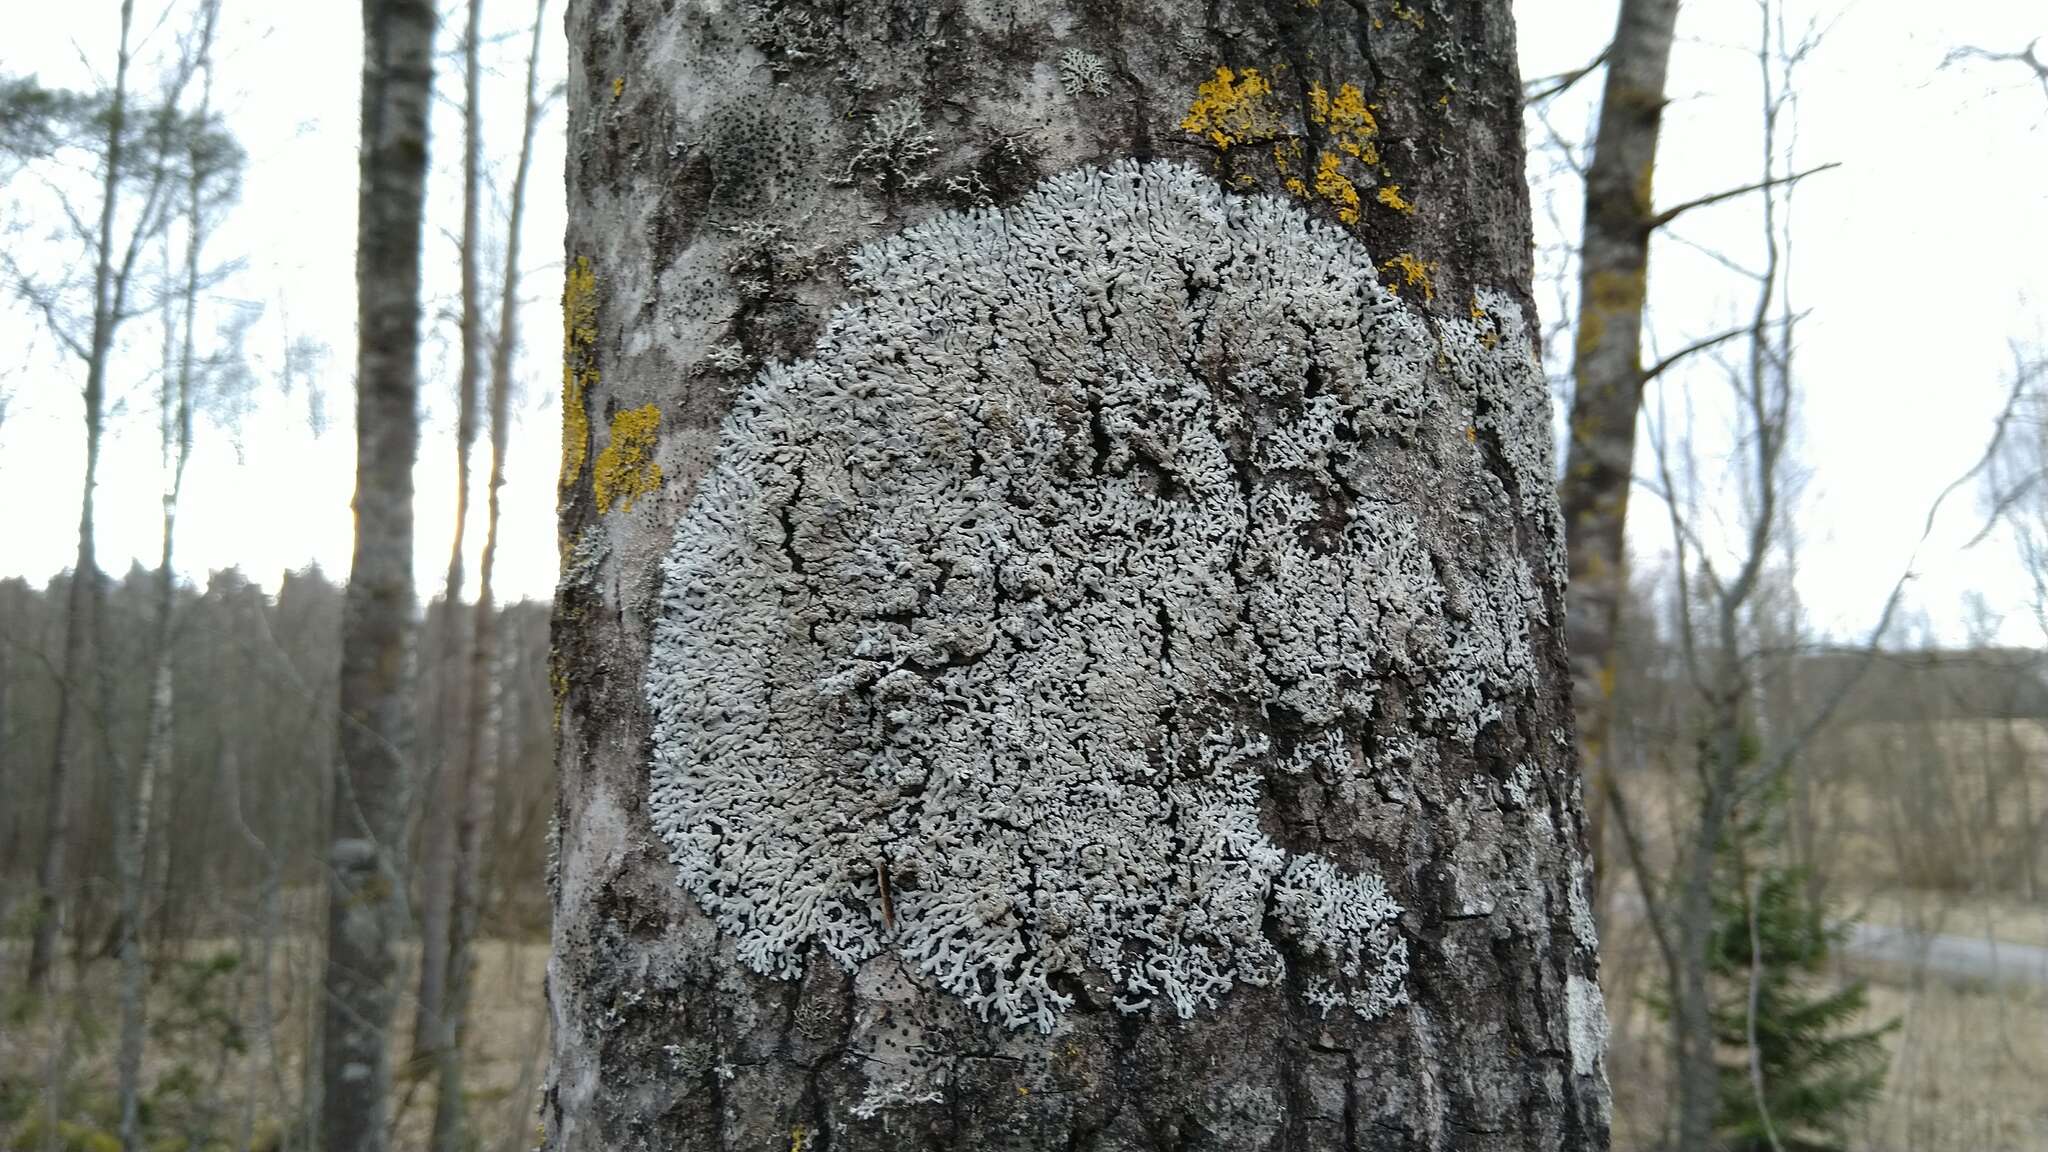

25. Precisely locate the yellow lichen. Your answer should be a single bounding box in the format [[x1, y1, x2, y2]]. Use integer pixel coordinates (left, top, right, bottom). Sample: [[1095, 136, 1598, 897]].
[[1311, 152, 1361, 224], [1471, 297, 1499, 346], [612, 76, 624, 100], [1306, 82, 1379, 164], [1179, 66, 1280, 151], [1391, 2, 1425, 29], [1380, 252, 1436, 303], [1376, 184, 1415, 213], [593, 404, 664, 513], [1575, 267, 1647, 362], [561, 257, 598, 496]]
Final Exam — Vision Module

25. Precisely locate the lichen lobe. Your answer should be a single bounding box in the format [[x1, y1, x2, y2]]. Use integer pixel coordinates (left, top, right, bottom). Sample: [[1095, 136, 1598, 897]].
[[646, 162, 1553, 1033]]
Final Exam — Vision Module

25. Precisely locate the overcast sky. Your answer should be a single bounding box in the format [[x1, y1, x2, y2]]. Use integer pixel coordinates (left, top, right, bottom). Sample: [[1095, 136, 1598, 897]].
[[2, 0, 2044, 645]]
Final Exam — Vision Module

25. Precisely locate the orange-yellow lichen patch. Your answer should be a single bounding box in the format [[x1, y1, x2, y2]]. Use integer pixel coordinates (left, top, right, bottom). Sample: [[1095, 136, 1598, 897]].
[[594, 404, 664, 512], [612, 76, 624, 100], [561, 257, 598, 495], [1180, 66, 1280, 151], [1574, 267, 1647, 361], [1391, 2, 1425, 29], [1380, 252, 1436, 303], [1306, 82, 1380, 164], [1311, 152, 1361, 224], [1376, 184, 1415, 213]]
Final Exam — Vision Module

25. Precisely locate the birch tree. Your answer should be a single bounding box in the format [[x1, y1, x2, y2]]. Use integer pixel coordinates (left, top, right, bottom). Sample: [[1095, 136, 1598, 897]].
[[10, 0, 200, 994], [116, 3, 237, 1144], [413, 0, 488, 1070], [320, 1, 434, 1150], [547, 2, 1608, 1148], [430, 3, 551, 1147]]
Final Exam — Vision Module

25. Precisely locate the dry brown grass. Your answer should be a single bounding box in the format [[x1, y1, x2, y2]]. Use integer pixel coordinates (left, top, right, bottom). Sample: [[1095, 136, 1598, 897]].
[[1, 937, 549, 1152], [1851, 969, 2048, 1152], [1596, 710, 2048, 1152]]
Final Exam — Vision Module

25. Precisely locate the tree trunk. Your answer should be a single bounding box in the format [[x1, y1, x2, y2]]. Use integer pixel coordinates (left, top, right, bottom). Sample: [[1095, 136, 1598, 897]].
[[29, 0, 136, 996], [321, 2, 434, 1150], [0, 587, 15, 937], [431, 4, 548, 1146], [414, 0, 488, 1068], [117, 11, 218, 1146], [1556, 0, 1681, 908], [548, 3, 1608, 1149]]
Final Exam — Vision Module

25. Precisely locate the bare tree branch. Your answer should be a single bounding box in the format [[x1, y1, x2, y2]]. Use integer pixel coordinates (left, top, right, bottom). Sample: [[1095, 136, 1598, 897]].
[[1639, 323, 1753, 386], [1945, 38, 2048, 104], [1525, 47, 1611, 103], [1649, 162, 1840, 230]]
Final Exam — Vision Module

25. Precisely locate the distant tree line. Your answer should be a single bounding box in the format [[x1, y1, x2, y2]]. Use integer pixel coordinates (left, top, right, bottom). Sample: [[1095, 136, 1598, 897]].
[[0, 566, 555, 953]]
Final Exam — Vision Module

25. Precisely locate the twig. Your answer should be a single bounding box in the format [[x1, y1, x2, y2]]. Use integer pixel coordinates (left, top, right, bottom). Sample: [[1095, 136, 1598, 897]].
[[1649, 162, 1840, 230], [1525, 47, 1611, 102]]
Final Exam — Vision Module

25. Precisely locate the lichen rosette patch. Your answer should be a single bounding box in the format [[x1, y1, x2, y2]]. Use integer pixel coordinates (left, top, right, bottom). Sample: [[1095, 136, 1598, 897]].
[[645, 161, 1553, 1033]]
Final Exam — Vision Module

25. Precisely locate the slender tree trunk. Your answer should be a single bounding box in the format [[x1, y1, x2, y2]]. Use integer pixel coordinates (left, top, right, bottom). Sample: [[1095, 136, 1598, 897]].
[[116, 11, 218, 1146], [1557, 0, 1682, 910], [0, 587, 16, 934], [548, 3, 1609, 1148], [414, 0, 488, 1067], [321, 2, 434, 1150], [431, 4, 546, 1147], [28, 0, 137, 996]]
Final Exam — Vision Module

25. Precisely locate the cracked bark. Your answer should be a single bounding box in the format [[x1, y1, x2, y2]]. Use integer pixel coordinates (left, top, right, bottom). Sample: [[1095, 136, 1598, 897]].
[[550, 1, 1606, 1149]]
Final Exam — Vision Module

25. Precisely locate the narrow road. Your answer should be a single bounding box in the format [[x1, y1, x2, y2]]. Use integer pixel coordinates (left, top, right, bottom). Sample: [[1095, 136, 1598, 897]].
[[1844, 923, 2048, 988]]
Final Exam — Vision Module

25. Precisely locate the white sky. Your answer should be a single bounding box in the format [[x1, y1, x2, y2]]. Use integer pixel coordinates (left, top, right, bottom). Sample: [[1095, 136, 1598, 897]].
[[1, 0, 2044, 643], [1, 1, 571, 603]]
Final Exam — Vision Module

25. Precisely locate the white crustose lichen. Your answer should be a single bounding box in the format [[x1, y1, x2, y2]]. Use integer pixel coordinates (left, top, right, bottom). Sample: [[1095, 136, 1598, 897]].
[[1058, 49, 1112, 98], [646, 161, 1556, 1033]]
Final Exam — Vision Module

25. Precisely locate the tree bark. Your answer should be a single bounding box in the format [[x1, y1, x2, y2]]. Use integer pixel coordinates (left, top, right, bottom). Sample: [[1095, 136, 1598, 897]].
[[321, 2, 434, 1150], [431, 3, 549, 1147], [549, 2, 1608, 1149], [414, 0, 489, 1066], [29, 0, 136, 996], [1555, 0, 1681, 908]]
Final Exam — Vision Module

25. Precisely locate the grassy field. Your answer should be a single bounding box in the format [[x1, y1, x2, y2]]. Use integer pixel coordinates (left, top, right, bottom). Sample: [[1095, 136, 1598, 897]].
[[2, 938, 549, 1152]]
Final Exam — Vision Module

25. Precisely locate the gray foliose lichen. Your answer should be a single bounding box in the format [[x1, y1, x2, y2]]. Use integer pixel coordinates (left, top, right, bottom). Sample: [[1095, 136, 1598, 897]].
[[645, 161, 1555, 1033]]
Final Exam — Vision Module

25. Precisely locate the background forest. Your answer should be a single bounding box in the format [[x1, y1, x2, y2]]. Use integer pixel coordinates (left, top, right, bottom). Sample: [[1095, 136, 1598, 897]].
[[3, 0, 2046, 1150]]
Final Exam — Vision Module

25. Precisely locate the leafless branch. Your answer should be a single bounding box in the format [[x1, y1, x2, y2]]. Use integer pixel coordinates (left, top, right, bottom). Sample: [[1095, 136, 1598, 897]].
[[1639, 323, 1753, 386], [1525, 47, 1611, 103], [1606, 750, 1678, 982], [1742, 364, 2031, 802], [1944, 39, 2048, 104], [1648, 162, 1840, 231]]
